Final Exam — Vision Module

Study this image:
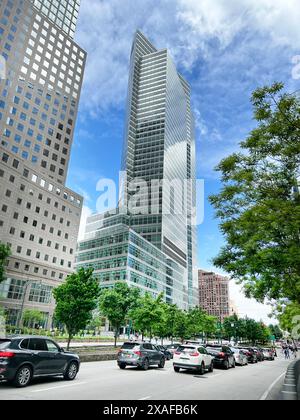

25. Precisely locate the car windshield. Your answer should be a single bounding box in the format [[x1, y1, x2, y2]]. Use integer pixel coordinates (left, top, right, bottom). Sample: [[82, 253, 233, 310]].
[[177, 346, 197, 353], [0, 339, 11, 349], [207, 347, 221, 352], [231, 348, 239, 353]]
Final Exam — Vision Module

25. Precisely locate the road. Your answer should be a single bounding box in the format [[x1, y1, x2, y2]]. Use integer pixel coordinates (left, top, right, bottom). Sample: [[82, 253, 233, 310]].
[[0, 356, 290, 400]]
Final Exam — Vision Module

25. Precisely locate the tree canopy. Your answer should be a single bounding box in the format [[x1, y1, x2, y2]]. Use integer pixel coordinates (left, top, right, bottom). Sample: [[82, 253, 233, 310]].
[[210, 83, 300, 305], [0, 242, 11, 285], [53, 268, 100, 349], [99, 282, 140, 347]]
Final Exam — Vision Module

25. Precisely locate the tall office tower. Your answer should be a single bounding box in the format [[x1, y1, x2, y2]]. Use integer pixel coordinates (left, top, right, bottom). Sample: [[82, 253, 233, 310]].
[[198, 270, 230, 322], [0, 0, 86, 328], [77, 31, 198, 309], [122, 31, 197, 306]]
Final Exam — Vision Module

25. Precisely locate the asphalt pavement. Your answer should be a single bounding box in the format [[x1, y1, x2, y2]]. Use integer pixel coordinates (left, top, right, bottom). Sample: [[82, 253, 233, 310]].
[[0, 355, 291, 400]]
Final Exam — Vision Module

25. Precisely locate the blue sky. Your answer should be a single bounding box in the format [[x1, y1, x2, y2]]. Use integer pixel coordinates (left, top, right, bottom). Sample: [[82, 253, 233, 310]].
[[66, 0, 300, 323]]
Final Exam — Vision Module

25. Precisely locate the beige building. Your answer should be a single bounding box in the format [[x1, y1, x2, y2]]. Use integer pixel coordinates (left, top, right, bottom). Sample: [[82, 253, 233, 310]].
[[0, 0, 86, 328], [198, 269, 230, 321]]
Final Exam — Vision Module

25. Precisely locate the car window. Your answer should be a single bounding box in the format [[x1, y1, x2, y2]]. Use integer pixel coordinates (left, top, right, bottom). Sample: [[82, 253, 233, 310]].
[[122, 343, 138, 350], [20, 339, 29, 349], [46, 340, 59, 353], [28, 338, 48, 351], [0, 339, 11, 349], [142, 343, 151, 350], [177, 346, 196, 353]]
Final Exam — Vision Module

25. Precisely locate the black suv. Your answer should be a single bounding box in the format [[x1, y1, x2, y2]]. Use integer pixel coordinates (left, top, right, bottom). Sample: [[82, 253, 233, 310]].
[[0, 336, 80, 387], [117, 342, 165, 370], [205, 345, 235, 369]]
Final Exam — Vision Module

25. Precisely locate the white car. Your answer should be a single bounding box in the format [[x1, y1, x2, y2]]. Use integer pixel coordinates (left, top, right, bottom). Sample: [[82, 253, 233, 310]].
[[230, 347, 248, 366], [173, 344, 214, 374]]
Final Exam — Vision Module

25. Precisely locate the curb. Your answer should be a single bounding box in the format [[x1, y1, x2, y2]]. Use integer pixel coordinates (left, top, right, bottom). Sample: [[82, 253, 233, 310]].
[[79, 353, 118, 363], [280, 360, 300, 400]]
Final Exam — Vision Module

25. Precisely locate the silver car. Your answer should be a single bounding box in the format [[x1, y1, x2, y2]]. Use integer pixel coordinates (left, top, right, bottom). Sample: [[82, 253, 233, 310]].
[[230, 347, 248, 366]]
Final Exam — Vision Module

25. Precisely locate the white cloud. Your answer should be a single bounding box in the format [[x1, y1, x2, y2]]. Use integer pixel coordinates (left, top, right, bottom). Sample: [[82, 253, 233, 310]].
[[78, 205, 93, 241]]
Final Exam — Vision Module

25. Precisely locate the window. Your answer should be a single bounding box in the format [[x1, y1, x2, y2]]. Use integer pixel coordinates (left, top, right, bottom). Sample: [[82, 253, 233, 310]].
[[46, 340, 59, 353], [28, 339, 47, 351]]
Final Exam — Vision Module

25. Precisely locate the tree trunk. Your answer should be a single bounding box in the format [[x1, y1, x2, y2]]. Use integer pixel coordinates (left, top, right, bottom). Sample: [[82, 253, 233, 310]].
[[114, 328, 118, 348], [67, 334, 72, 351]]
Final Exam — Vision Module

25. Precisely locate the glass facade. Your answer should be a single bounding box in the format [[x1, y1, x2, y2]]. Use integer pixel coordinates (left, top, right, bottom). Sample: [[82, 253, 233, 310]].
[[121, 31, 198, 306], [76, 214, 187, 308]]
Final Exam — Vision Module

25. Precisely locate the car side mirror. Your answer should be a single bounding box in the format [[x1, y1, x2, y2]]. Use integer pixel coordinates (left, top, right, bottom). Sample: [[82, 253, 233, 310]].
[[60, 347, 65, 353]]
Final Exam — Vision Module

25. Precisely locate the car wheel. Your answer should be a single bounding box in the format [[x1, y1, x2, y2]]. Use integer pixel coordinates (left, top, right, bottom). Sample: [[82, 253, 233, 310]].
[[209, 362, 214, 373], [13, 365, 32, 388], [223, 360, 229, 370], [119, 363, 126, 369], [158, 358, 165, 368], [174, 366, 180, 373], [142, 358, 149, 371], [232, 360, 236, 368], [198, 363, 205, 375], [64, 361, 79, 381]]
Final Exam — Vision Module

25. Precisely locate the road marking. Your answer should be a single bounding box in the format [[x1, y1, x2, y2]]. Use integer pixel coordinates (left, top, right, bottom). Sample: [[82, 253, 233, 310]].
[[138, 396, 151, 400], [30, 381, 87, 393], [260, 372, 286, 400]]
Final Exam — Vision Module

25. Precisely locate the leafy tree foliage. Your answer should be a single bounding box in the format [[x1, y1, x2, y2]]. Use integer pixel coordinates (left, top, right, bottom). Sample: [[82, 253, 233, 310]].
[[210, 83, 300, 305], [99, 282, 140, 347], [53, 268, 100, 349], [0, 242, 11, 285]]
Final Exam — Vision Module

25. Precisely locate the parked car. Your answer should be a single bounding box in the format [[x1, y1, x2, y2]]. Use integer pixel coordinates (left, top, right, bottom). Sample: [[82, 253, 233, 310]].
[[205, 345, 235, 369], [230, 347, 248, 366], [117, 342, 165, 370], [0, 336, 80, 388], [173, 344, 214, 374], [262, 348, 275, 361], [155, 345, 172, 360], [239, 347, 258, 364], [165, 344, 181, 358], [252, 347, 264, 361]]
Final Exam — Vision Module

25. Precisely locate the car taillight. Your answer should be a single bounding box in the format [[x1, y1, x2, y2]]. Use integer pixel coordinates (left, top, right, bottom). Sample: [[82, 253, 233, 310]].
[[0, 351, 15, 358], [174, 351, 181, 355], [246, 352, 251, 356], [190, 352, 200, 357], [218, 352, 225, 358], [134, 351, 142, 356]]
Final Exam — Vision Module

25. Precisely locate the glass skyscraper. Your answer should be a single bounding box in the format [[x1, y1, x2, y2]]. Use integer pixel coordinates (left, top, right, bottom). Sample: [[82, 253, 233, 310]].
[[0, 0, 86, 327], [77, 31, 198, 309]]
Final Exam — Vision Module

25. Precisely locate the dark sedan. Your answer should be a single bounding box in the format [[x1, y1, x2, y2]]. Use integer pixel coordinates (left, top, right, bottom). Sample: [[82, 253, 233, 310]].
[[155, 345, 172, 360], [239, 348, 258, 364], [0, 336, 80, 387], [206, 345, 235, 369]]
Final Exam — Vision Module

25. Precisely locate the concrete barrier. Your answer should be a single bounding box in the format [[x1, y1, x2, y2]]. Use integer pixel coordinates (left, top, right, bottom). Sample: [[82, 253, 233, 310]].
[[281, 359, 300, 400], [79, 352, 118, 363]]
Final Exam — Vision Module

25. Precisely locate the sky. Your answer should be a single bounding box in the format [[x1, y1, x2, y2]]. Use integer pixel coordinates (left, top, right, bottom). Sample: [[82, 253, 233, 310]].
[[66, 0, 300, 324]]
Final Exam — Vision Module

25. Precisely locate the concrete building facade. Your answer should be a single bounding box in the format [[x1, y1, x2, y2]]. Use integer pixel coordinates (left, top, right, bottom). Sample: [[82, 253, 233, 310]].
[[0, 0, 86, 328], [198, 269, 230, 322]]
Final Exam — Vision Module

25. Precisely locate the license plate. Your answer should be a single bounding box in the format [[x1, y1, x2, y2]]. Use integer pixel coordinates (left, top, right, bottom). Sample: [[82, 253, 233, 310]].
[[180, 357, 189, 360]]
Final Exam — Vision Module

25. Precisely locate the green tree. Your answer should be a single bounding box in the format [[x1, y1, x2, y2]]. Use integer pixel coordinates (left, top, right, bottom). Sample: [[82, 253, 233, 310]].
[[22, 309, 44, 328], [223, 314, 242, 342], [53, 268, 100, 350], [268, 324, 283, 340], [278, 302, 300, 338], [130, 293, 165, 341], [210, 83, 300, 305], [99, 282, 140, 347], [0, 242, 11, 285], [173, 310, 190, 343]]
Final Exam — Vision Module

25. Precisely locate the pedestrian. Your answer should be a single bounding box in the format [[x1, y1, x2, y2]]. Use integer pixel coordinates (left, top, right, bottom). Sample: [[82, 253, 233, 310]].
[[293, 346, 298, 359], [284, 347, 290, 360]]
